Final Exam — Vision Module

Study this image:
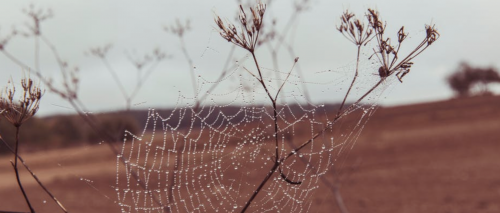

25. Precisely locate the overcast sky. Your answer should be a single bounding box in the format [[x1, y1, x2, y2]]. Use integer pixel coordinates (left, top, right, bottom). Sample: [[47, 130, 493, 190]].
[[0, 0, 499, 116]]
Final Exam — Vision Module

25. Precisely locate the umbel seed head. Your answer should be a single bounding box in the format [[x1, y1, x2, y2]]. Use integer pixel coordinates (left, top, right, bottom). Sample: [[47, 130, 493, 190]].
[[0, 75, 43, 127], [214, 2, 266, 52]]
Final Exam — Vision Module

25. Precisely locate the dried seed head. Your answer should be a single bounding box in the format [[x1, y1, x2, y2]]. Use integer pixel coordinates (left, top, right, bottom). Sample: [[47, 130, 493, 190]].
[[366, 8, 439, 83], [397, 26, 408, 43], [337, 10, 373, 46], [22, 4, 53, 36], [0, 75, 43, 127], [214, 2, 266, 52], [164, 19, 191, 38], [425, 24, 439, 45], [367, 8, 385, 34], [89, 44, 112, 58]]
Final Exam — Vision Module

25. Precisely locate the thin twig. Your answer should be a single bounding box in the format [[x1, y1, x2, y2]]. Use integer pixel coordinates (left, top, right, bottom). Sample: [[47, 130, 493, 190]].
[[240, 162, 280, 213], [179, 37, 198, 98], [275, 57, 298, 100], [2, 13, 172, 211], [0, 138, 68, 213], [13, 126, 35, 213], [99, 57, 130, 106], [284, 79, 384, 162], [337, 45, 362, 116]]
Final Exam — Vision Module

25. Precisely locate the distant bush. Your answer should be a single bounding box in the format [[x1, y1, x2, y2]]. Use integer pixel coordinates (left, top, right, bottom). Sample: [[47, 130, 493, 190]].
[[447, 62, 500, 97], [0, 112, 140, 154]]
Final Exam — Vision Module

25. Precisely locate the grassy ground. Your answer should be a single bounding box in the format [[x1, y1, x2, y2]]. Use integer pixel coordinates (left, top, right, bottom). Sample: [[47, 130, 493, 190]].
[[1, 95, 499, 213]]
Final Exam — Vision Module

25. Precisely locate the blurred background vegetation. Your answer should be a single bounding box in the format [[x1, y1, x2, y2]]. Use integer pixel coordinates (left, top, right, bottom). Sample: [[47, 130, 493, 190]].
[[0, 112, 139, 154]]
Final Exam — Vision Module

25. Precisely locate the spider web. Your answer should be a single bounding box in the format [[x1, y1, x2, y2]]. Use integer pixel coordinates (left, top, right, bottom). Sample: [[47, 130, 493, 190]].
[[114, 53, 394, 213]]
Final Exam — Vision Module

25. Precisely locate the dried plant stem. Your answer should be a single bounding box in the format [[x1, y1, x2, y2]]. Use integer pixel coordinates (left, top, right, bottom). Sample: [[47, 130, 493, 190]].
[[285, 79, 384, 161], [284, 43, 311, 104], [19, 155, 68, 212], [250, 52, 274, 102], [240, 162, 280, 213], [179, 37, 198, 97], [34, 35, 40, 72], [239, 53, 278, 213], [66, 99, 165, 208], [12, 126, 35, 213], [164, 46, 241, 212], [166, 45, 241, 212], [99, 58, 130, 108], [250, 52, 280, 160], [2, 35, 168, 211], [164, 35, 197, 213], [270, 51, 282, 96], [241, 52, 299, 212], [282, 132, 350, 213], [1, 51, 39, 78], [195, 45, 237, 108], [337, 45, 362, 116], [242, 78, 384, 212], [267, 9, 297, 77], [39, 35, 77, 96], [2, 24, 171, 211], [128, 60, 161, 105], [0, 138, 68, 213]]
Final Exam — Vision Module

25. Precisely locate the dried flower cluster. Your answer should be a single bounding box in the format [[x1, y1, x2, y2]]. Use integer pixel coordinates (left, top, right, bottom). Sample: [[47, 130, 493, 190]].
[[0, 76, 43, 127], [89, 44, 112, 59], [22, 4, 53, 36], [214, 4, 439, 212], [337, 10, 373, 46], [164, 19, 191, 38], [215, 2, 266, 52], [366, 9, 440, 82], [126, 48, 167, 69]]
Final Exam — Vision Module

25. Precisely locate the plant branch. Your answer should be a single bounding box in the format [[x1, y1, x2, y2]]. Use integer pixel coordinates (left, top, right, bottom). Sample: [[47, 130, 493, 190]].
[[337, 45, 362, 116], [179, 37, 198, 98], [13, 126, 35, 213], [274, 57, 298, 101], [284, 79, 384, 162], [240, 162, 280, 213], [99, 57, 130, 107], [0, 138, 68, 213]]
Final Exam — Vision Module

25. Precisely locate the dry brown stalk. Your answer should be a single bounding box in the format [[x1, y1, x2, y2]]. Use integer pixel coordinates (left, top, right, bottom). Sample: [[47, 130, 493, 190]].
[[89, 45, 167, 110], [164, 19, 198, 99], [336, 10, 374, 116], [0, 2, 440, 212], [216, 4, 439, 212], [0, 75, 43, 213], [215, 2, 307, 212], [366, 9, 439, 82], [0, 138, 68, 213], [0, 7, 169, 211], [260, 0, 313, 103]]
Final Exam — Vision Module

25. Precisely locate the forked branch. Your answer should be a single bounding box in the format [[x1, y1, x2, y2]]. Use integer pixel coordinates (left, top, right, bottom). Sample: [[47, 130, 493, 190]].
[[216, 5, 439, 213]]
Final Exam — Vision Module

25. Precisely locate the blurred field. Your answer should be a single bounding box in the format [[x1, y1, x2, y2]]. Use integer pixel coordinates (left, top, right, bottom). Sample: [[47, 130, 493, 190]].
[[1, 95, 499, 213]]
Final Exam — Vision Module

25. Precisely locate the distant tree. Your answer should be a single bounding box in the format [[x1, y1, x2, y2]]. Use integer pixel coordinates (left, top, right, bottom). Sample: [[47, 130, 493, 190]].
[[447, 62, 500, 97]]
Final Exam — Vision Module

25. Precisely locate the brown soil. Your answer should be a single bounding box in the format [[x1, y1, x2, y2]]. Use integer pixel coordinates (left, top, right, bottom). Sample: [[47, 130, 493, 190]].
[[1, 95, 499, 213]]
